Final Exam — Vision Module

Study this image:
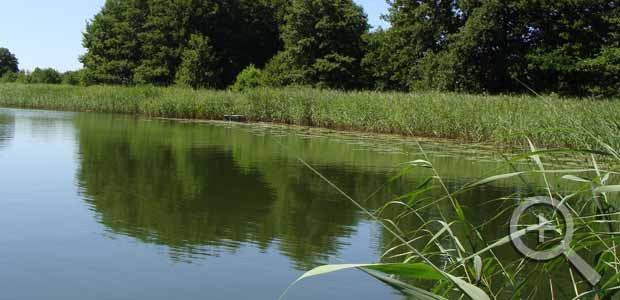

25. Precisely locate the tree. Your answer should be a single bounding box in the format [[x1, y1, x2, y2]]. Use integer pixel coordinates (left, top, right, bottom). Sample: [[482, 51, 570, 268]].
[[81, 0, 283, 88], [81, 0, 148, 84], [377, 0, 620, 96], [133, 0, 201, 85], [211, 0, 283, 86], [366, 0, 462, 91], [523, 0, 620, 96], [361, 29, 395, 90], [175, 34, 221, 89], [0, 48, 19, 77], [265, 0, 368, 89], [415, 0, 530, 93]]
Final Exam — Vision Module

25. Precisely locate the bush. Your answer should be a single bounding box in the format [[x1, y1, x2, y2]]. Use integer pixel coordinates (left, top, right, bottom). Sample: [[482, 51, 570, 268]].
[[0, 71, 17, 83], [62, 70, 85, 86], [231, 64, 263, 91], [30, 68, 62, 84], [15, 71, 31, 84]]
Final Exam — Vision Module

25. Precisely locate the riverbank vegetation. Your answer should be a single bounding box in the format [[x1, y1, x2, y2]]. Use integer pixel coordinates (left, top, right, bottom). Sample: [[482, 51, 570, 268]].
[[1, 83, 619, 149]]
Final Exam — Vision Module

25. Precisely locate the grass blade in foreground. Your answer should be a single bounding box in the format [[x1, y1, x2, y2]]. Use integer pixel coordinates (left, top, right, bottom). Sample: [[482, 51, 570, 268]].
[[280, 263, 482, 300]]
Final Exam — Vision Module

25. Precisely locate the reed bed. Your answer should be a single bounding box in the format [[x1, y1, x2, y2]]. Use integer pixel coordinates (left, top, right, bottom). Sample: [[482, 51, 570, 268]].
[[0, 83, 618, 148]]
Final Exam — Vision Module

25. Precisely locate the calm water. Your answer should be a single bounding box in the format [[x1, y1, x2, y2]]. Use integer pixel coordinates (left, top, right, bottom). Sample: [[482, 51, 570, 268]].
[[0, 108, 571, 299]]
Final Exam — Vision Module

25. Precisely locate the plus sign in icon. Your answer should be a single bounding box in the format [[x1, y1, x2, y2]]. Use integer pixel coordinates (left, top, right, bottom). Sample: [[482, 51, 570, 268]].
[[510, 196, 601, 286]]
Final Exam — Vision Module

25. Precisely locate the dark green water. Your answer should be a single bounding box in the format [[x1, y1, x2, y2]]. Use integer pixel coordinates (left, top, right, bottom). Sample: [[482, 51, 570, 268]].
[[0, 108, 574, 299]]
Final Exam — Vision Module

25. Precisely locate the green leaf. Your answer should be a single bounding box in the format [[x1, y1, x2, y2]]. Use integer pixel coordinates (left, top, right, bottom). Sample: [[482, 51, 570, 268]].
[[468, 172, 525, 187], [281, 262, 490, 300], [595, 185, 620, 194], [363, 269, 449, 300], [562, 175, 590, 183], [366, 263, 444, 280], [462, 222, 550, 261], [444, 273, 490, 300], [407, 159, 433, 168]]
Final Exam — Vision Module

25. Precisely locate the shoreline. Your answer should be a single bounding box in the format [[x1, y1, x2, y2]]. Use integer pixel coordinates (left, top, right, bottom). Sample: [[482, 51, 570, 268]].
[[0, 83, 617, 149]]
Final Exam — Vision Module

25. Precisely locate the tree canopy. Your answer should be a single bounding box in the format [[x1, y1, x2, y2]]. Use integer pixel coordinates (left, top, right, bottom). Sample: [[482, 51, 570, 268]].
[[0, 48, 19, 77], [81, 0, 282, 88], [78, 0, 620, 97], [366, 0, 620, 96], [264, 0, 368, 89]]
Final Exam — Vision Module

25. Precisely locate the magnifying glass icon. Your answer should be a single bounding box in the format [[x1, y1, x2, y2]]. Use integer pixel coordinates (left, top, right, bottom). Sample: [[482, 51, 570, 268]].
[[510, 196, 601, 286]]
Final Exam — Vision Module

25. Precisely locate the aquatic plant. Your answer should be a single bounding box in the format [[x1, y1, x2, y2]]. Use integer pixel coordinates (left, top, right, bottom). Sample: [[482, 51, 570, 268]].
[[281, 138, 620, 299], [0, 83, 618, 150]]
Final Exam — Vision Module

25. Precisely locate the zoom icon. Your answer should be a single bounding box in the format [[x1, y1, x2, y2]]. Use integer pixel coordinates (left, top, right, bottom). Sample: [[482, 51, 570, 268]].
[[510, 197, 601, 286]]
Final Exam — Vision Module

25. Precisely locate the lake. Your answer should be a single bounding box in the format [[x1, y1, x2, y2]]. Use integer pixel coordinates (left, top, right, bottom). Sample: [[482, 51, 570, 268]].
[[0, 108, 571, 299]]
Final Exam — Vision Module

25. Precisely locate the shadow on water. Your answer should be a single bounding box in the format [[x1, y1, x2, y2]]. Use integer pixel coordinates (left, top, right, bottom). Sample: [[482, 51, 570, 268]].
[[73, 114, 531, 273], [74, 116, 395, 269]]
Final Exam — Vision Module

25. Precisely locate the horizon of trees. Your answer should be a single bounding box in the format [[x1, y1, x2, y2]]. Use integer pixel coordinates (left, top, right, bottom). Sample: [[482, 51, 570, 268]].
[[2, 0, 620, 97]]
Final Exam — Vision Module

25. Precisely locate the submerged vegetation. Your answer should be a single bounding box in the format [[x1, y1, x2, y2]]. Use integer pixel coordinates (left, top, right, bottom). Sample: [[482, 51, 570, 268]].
[[0, 83, 619, 149]]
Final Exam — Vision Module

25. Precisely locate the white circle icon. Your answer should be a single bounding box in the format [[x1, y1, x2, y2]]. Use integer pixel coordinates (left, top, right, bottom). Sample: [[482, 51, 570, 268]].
[[510, 197, 601, 286]]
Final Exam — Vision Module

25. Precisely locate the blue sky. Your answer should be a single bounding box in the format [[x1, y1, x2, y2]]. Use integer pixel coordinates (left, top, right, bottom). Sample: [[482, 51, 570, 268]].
[[0, 0, 388, 72]]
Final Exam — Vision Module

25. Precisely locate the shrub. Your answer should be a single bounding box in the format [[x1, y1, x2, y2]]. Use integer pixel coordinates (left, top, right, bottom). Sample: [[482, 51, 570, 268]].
[[15, 71, 31, 84], [62, 70, 86, 86], [231, 64, 263, 91], [30, 68, 62, 84], [0, 71, 17, 83]]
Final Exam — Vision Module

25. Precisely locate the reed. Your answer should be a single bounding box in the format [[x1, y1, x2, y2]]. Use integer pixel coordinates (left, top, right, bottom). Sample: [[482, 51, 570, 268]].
[[284, 139, 620, 300], [0, 83, 619, 149]]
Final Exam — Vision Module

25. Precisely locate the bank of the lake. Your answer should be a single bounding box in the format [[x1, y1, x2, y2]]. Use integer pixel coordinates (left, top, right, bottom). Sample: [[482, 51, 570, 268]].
[[0, 83, 618, 148]]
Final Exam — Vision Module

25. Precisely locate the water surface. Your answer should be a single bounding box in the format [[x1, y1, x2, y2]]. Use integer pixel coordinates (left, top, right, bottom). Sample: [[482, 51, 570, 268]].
[[0, 108, 558, 299]]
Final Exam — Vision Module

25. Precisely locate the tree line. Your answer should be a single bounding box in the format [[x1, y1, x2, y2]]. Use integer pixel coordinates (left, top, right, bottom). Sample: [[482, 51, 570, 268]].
[[1, 0, 619, 97], [0, 47, 83, 85]]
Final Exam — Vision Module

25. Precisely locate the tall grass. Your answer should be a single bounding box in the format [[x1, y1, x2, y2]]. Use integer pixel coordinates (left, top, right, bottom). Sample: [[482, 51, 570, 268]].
[[283, 139, 620, 300], [0, 83, 619, 148]]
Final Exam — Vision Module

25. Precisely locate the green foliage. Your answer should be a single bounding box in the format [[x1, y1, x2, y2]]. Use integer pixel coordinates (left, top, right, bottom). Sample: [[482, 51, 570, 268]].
[[14, 71, 31, 84], [231, 64, 263, 91], [578, 46, 620, 97], [262, 51, 305, 87], [1, 83, 620, 148], [76, 0, 620, 96], [62, 70, 86, 86], [361, 29, 396, 90], [29, 68, 62, 84], [80, 0, 146, 85], [0, 69, 69, 85], [81, 0, 282, 88], [371, 0, 620, 96], [376, 0, 462, 91], [264, 0, 368, 89], [0, 48, 19, 77], [0, 71, 18, 83], [175, 34, 221, 89]]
